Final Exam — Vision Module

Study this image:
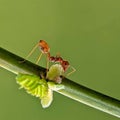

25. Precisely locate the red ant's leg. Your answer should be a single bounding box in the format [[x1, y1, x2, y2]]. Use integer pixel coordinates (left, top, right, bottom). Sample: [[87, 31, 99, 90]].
[[36, 52, 43, 64]]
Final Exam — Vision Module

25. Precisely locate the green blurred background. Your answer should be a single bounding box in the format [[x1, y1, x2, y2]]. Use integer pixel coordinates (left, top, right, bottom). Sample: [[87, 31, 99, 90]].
[[0, 0, 120, 120]]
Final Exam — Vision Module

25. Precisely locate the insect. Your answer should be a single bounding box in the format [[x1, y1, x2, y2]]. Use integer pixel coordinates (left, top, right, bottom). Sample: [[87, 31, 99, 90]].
[[22, 40, 76, 81]]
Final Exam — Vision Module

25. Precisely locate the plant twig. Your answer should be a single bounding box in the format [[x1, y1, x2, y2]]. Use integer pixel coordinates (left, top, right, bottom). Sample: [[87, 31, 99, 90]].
[[0, 47, 120, 118]]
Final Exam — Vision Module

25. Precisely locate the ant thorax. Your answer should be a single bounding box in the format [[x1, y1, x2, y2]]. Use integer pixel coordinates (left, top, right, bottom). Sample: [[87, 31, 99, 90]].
[[46, 64, 64, 84]]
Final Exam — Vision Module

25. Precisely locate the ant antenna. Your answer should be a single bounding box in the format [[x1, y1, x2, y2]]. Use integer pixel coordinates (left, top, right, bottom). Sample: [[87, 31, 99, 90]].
[[61, 60, 76, 77], [66, 66, 76, 76]]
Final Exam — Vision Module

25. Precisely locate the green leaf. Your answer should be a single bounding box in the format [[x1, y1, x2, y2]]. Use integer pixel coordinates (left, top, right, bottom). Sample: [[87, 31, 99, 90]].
[[41, 88, 53, 108], [16, 73, 52, 108]]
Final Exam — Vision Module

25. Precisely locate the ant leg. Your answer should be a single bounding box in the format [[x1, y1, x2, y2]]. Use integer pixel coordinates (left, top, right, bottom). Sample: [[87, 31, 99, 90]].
[[66, 66, 76, 77], [46, 54, 49, 71], [20, 43, 39, 63], [36, 53, 43, 64]]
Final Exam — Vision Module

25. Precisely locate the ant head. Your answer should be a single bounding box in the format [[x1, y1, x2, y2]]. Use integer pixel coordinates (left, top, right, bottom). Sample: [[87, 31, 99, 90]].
[[39, 40, 50, 53], [61, 60, 70, 71]]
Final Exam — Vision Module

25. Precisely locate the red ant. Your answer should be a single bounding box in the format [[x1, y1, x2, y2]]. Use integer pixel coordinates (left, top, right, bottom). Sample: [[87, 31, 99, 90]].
[[23, 40, 75, 76]]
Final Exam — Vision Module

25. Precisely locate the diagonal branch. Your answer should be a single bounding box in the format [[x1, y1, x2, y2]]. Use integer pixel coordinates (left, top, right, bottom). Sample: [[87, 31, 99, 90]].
[[0, 47, 120, 118]]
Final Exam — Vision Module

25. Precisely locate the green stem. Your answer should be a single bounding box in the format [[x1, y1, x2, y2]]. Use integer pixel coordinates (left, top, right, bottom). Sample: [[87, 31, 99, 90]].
[[0, 47, 120, 118]]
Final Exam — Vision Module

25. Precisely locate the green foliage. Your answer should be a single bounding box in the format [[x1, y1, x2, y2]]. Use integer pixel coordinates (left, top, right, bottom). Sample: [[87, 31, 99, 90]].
[[16, 74, 48, 98], [16, 73, 64, 108], [1, 47, 120, 117]]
